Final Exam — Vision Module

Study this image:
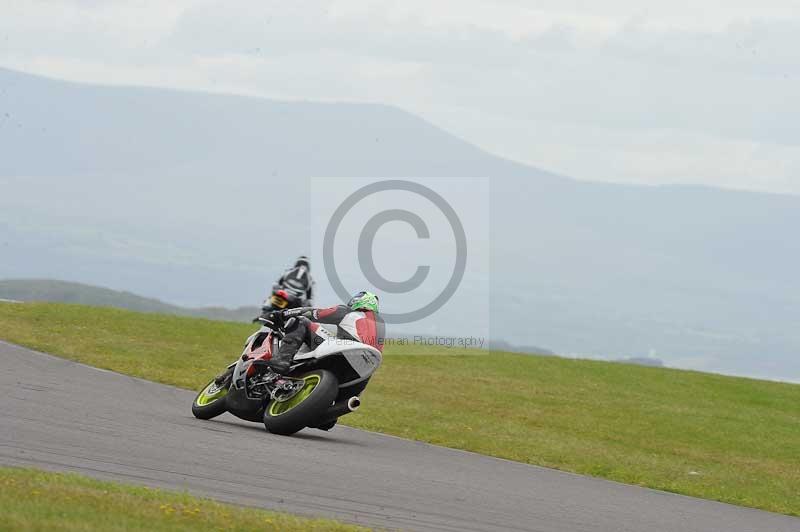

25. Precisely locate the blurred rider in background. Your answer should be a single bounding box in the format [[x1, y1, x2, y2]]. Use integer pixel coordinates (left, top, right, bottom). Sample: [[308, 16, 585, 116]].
[[260, 256, 314, 314]]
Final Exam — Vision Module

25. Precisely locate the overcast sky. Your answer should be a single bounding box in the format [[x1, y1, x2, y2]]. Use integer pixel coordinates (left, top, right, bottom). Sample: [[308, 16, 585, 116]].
[[2, 0, 799, 194]]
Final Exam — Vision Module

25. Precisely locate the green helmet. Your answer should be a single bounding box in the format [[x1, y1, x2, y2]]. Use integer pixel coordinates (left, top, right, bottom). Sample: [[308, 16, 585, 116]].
[[348, 291, 379, 313]]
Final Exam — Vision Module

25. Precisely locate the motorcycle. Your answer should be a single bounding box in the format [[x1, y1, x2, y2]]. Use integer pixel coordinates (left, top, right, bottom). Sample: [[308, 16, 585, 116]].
[[191, 316, 382, 435], [262, 288, 305, 311]]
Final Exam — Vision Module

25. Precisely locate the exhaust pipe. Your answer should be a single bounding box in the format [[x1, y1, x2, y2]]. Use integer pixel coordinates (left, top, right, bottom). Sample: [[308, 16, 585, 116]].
[[347, 396, 361, 411]]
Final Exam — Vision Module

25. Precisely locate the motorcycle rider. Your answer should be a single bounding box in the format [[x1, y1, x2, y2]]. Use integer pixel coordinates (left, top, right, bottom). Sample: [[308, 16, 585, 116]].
[[262, 256, 314, 311], [262, 291, 384, 375]]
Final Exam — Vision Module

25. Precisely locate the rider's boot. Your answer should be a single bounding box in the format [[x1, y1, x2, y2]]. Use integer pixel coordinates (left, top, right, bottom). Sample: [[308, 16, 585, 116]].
[[265, 334, 302, 375], [265, 358, 291, 375]]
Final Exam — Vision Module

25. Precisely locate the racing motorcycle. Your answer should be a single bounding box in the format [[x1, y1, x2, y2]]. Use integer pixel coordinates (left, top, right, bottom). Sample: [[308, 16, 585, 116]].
[[191, 316, 382, 435], [263, 287, 305, 311]]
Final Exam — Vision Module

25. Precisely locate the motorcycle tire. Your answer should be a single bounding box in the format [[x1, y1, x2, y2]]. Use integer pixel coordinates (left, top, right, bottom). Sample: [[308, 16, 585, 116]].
[[263, 369, 338, 435], [314, 419, 337, 431], [192, 378, 230, 420]]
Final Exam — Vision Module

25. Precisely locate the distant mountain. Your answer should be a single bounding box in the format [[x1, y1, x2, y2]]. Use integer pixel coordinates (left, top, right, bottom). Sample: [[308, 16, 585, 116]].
[[0, 279, 257, 322], [2, 67, 800, 381], [486, 339, 555, 356], [613, 357, 665, 368]]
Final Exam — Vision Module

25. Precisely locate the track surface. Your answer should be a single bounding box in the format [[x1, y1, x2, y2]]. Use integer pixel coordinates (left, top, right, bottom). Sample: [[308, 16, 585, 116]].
[[2, 342, 798, 532]]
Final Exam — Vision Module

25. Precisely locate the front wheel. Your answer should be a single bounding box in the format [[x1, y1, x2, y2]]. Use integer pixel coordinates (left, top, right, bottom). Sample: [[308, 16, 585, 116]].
[[192, 379, 229, 420], [263, 369, 338, 435]]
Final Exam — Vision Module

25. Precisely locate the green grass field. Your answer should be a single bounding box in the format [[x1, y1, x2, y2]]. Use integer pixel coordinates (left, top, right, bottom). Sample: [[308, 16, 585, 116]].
[[0, 467, 366, 531], [1, 302, 799, 516]]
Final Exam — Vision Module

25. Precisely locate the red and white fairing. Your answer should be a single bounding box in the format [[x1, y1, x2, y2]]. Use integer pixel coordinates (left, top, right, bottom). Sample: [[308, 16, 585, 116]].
[[240, 320, 382, 387]]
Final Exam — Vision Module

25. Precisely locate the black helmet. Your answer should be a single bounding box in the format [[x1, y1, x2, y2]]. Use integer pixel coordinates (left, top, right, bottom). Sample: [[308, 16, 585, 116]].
[[295, 256, 310, 270]]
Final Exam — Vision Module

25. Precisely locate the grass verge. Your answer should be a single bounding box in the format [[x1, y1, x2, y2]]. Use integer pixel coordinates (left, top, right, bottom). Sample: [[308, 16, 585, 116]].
[[0, 466, 367, 531], [1, 302, 799, 516]]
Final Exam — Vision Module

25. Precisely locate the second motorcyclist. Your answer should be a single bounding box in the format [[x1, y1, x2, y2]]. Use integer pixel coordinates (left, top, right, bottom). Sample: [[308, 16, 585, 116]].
[[261, 256, 314, 312]]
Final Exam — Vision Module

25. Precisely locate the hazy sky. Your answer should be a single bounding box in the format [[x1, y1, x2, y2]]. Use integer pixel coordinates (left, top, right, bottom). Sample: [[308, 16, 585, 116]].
[[2, 0, 799, 194]]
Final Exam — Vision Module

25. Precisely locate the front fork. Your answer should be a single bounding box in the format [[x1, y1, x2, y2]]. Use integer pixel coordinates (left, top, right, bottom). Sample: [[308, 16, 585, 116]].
[[214, 363, 236, 386]]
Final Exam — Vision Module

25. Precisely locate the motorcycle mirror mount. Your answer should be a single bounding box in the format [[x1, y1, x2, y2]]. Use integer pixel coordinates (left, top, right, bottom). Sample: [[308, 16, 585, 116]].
[[255, 317, 285, 338]]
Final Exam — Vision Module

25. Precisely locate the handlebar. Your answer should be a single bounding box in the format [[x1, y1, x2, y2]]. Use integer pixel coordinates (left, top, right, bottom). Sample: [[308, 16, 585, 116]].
[[253, 316, 285, 338]]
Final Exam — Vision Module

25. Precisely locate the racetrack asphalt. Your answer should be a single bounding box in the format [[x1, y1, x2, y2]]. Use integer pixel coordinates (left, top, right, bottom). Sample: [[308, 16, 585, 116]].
[[2, 341, 798, 532]]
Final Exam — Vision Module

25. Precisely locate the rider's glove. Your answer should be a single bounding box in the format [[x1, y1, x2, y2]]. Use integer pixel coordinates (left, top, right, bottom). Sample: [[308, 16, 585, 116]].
[[261, 310, 284, 330]]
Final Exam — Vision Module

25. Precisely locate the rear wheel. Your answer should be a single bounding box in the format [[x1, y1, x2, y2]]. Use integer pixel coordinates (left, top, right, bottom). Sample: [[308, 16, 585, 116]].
[[263, 369, 338, 435], [192, 379, 229, 420]]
